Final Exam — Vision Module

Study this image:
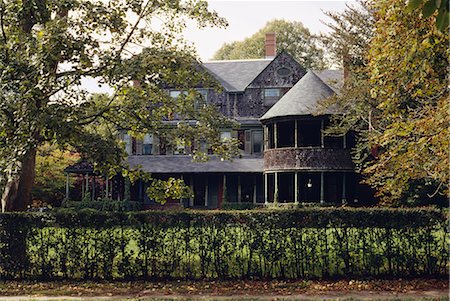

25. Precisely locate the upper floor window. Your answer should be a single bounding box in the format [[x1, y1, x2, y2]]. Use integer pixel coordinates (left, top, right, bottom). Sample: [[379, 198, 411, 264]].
[[263, 88, 281, 106], [264, 88, 280, 98], [142, 134, 153, 155], [239, 129, 263, 154]]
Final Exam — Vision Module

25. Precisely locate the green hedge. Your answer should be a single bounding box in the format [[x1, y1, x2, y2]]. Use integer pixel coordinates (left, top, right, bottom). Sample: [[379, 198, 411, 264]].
[[0, 208, 448, 280], [60, 199, 142, 212]]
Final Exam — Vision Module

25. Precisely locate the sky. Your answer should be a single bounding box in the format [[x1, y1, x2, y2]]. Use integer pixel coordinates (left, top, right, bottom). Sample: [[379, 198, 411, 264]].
[[83, 0, 351, 93], [183, 0, 350, 61]]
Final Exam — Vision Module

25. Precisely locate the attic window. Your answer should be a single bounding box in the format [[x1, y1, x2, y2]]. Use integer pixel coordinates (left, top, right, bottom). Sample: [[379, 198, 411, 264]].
[[276, 66, 292, 77]]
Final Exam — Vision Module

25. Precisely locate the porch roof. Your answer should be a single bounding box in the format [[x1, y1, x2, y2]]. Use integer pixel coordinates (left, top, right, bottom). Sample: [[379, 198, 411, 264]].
[[127, 155, 264, 174]]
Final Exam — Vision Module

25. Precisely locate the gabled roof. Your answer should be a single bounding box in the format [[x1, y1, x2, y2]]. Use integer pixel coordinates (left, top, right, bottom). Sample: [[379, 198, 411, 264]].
[[202, 59, 271, 92], [260, 71, 335, 121], [313, 69, 344, 93]]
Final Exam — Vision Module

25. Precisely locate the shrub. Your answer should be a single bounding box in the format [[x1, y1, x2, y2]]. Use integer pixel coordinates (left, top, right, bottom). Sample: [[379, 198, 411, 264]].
[[221, 202, 261, 210], [60, 199, 141, 212], [0, 208, 448, 280]]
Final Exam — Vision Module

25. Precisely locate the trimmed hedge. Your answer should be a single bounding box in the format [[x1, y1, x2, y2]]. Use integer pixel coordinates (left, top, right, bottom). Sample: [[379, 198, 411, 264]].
[[60, 199, 142, 212], [0, 208, 448, 280]]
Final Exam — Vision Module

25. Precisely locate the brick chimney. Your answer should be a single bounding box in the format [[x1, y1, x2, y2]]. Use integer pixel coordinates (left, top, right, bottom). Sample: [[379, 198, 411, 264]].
[[265, 32, 276, 59]]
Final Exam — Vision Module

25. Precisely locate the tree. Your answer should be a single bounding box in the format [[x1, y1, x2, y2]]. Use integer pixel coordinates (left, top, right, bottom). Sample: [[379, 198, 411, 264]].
[[32, 144, 79, 207], [321, 0, 448, 205], [0, 0, 231, 212], [212, 19, 327, 70], [364, 0, 448, 205]]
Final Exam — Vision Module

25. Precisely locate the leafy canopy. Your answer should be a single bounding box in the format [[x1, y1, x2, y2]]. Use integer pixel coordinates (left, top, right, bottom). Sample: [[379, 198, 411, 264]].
[[0, 0, 234, 210], [212, 19, 327, 70]]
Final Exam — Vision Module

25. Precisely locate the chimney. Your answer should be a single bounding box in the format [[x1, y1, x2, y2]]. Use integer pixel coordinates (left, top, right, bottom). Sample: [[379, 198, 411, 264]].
[[265, 32, 276, 59]]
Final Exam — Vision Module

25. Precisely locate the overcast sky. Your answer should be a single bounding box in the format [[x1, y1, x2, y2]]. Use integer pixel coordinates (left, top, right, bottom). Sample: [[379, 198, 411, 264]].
[[184, 0, 350, 61], [82, 0, 351, 93]]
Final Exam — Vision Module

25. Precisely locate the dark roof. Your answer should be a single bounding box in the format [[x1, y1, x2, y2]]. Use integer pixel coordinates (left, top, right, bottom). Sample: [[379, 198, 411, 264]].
[[260, 71, 335, 121], [202, 59, 272, 92], [127, 155, 263, 173], [313, 69, 343, 93], [65, 161, 96, 174]]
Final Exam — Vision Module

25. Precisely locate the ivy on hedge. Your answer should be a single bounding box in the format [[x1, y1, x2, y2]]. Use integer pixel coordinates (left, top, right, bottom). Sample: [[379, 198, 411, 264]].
[[0, 208, 448, 280]]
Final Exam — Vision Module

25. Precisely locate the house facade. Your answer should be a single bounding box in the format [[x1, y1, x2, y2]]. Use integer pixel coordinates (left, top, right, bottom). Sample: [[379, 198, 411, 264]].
[[122, 34, 374, 208]]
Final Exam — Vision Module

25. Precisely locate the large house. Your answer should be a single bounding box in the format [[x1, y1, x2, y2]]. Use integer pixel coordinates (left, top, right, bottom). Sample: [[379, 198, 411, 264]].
[[116, 33, 374, 208]]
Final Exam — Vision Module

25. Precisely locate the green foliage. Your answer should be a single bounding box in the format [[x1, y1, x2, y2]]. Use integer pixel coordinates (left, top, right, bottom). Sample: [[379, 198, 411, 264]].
[[213, 19, 327, 69], [408, 0, 449, 31], [60, 199, 141, 212], [320, 0, 448, 205], [0, 208, 448, 280], [0, 0, 232, 211], [32, 144, 79, 206], [221, 202, 260, 210], [146, 177, 192, 204]]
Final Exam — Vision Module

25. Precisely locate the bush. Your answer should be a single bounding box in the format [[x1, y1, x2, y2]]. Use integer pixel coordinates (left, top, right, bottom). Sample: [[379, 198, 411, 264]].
[[60, 199, 141, 212], [0, 208, 448, 280], [221, 202, 261, 210]]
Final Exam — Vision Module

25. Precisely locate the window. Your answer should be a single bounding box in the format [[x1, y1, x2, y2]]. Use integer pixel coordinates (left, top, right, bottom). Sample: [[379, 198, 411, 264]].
[[142, 134, 153, 155], [169, 90, 182, 98], [220, 131, 231, 141], [276, 66, 292, 77], [264, 88, 280, 98], [277, 121, 295, 148], [194, 89, 208, 110], [263, 88, 281, 107], [242, 129, 263, 154], [252, 131, 263, 153]]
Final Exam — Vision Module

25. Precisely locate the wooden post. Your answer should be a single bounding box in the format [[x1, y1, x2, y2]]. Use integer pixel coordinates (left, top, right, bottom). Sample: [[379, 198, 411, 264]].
[[253, 175, 257, 204], [294, 120, 298, 148], [321, 119, 325, 148], [274, 122, 278, 149], [204, 177, 209, 207], [342, 173, 347, 204], [92, 176, 95, 201], [320, 172, 325, 203], [222, 174, 227, 204], [274, 172, 278, 203], [264, 173, 268, 205], [65, 173, 69, 200], [105, 177, 109, 199], [189, 175, 194, 207], [237, 175, 241, 203], [294, 172, 298, 204]]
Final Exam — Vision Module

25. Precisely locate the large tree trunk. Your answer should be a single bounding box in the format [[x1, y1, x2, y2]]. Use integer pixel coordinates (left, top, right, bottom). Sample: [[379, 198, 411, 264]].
[[1, 149, 37, 212]]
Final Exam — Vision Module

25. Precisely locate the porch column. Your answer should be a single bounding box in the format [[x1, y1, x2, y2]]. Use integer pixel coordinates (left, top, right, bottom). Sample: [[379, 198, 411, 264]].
[[274, 123, 278, 148], [189, 175, 194, 207], [342, 173, 347, 204], [294, 172, 298, 204], [237, 175, 242, 203], [294, 120, 298, 148], [85, 174, 89, 193], [274, 172, 278, 203], [180, 175, 184, 204], [205, 177, 209, 207], [320, 172, 325, 203], [139, 179, 143, 202], [105, 178, 109, 199], [253, 175, 257, 204], [264, 173, 268, 205], [65, 173, 69, 200], [263, 125, 268, 150], [81, 175, 85, 198], [222, 174, 227, 204], [92, 176, 95, 200], [321, 119, 325, 148], [343, 133, 347, 149]]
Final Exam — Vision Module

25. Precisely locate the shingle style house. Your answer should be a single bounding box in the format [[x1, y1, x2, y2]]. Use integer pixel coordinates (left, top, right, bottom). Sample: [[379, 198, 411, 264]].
[[124, 34, 374, 208]]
